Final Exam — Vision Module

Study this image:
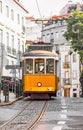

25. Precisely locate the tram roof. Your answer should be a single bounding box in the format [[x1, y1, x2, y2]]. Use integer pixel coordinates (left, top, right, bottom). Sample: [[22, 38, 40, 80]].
[[23, 50, 58, 58]]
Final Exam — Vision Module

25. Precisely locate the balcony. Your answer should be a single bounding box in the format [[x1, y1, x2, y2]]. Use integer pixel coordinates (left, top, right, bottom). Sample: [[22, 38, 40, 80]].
[[63, 78, 70, 85], [63, 62, 70, 69]]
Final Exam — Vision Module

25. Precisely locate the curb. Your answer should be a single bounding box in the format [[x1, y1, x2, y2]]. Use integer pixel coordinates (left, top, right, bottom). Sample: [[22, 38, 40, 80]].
[[0, 96, 23, 106]]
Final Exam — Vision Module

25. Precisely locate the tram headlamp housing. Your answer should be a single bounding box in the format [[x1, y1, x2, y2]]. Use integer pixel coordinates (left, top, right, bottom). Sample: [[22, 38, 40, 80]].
[[37, 82, 42, 87]]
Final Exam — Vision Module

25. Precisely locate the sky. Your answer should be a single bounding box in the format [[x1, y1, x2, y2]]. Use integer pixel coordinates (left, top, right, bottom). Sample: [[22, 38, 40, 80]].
[[20, 0, 83, 18]]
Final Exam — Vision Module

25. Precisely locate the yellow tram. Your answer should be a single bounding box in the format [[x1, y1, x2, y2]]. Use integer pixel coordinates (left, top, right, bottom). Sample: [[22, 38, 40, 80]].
[[22, 50, 59, 99]]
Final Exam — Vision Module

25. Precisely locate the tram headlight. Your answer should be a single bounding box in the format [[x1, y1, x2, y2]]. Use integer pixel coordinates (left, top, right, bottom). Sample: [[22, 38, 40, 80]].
[[37, 82, 42, 87]]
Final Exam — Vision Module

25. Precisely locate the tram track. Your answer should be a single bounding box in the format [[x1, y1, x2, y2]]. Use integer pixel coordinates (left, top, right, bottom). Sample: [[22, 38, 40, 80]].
[[27, 100, 47, 130], [0, 100, 47, 130], [0, 101, 32, 130]]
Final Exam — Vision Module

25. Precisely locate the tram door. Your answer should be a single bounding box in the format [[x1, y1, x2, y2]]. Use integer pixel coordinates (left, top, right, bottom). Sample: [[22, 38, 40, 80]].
[[64, 88, 70, 97]]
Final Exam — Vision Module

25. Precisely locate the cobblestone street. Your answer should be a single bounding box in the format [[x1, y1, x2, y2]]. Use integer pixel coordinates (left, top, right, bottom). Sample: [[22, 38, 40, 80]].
[[0, 97, 83, 129], [33, 97, 83, 130]]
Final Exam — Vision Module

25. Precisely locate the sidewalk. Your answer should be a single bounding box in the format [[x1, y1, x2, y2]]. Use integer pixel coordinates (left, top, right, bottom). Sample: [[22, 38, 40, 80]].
[[0, 91, 23, 106]]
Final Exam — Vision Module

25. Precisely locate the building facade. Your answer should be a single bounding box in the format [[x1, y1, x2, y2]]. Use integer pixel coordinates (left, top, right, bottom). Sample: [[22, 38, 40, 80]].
[[60, 1, 83, 15], [0, 0, 28, 80], [42, 14, 80, 97], [26, 17, 41, 42]]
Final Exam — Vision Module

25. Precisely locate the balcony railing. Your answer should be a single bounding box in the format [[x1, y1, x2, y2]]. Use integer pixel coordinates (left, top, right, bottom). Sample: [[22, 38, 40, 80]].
[[63, 78, 70, 85]]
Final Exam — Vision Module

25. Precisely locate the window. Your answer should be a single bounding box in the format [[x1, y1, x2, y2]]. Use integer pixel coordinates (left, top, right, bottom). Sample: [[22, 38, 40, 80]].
[[46, 59, 54, 74], [58, 21, 61, 26], [55, 32, 59, 38], [12, 61, 14, 65], [61, 30, 64, 34], [22, 16, 24, 26], [46, 34, 50, 42], [22, 44, 24, 53], [50, 33, 54, 43], [55, 20, 58, 24], [17, 14, 20, 24], [61, 20, 66, 25], [6, 5, 9, 17], [0, 1, 2, 13], [35, 59, 44, 74], [65, 55, 69, 62], [73, 71, 77, 79], [26, 59, 33, 74], [6, 59, 9, 65], [64, 71, 70, 84], [11, 35, 14, 49], [64, 71, 69, 78], [6, 32, 9, 46], [73, 93, 77, 97], [22, 41, 24, 53], [11, 9, 14, 20], [18, 39, 20, 51], [73, 54, 76, 62], [0, 29, 3, 43]]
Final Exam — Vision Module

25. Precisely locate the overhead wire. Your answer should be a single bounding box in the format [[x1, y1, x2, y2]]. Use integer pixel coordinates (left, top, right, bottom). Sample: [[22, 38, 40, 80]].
[[35, 0, 42, 19]]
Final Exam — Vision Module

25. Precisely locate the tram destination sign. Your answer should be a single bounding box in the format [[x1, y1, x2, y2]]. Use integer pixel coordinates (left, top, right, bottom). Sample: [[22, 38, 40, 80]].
[[5, 65, 20, 69]]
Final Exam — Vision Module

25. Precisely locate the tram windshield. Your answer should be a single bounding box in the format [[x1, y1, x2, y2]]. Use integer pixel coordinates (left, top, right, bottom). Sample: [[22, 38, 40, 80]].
[[24, 58, 54, 75], [35, 59, 44, 74]]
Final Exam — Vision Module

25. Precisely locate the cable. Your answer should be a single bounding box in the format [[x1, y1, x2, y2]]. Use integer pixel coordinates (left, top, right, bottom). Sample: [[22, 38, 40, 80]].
[[35, 0, 42, 18]]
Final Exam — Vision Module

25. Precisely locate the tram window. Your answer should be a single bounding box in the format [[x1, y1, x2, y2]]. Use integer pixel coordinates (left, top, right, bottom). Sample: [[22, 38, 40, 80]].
[[35, 59, 44, 74], [46, 59, 54, 74], [26, 59, 33, 74]]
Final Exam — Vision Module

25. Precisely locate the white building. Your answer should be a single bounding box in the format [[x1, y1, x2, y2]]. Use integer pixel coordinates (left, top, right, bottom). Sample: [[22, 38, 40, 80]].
[[0, 0, 28, 80], [42, 14, 80, 97], [26, 16, 42, 42]]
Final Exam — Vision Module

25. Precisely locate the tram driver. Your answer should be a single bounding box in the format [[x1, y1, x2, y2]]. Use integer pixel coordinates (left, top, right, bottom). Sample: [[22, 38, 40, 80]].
[[39, 63, 44, 72]]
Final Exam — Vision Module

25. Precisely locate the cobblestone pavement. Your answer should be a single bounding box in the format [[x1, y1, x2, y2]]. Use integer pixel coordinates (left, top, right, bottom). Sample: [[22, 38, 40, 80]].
[[0, 95, 48, 130], [0, 96, 83, 130], [33, 97, 83, 130]]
